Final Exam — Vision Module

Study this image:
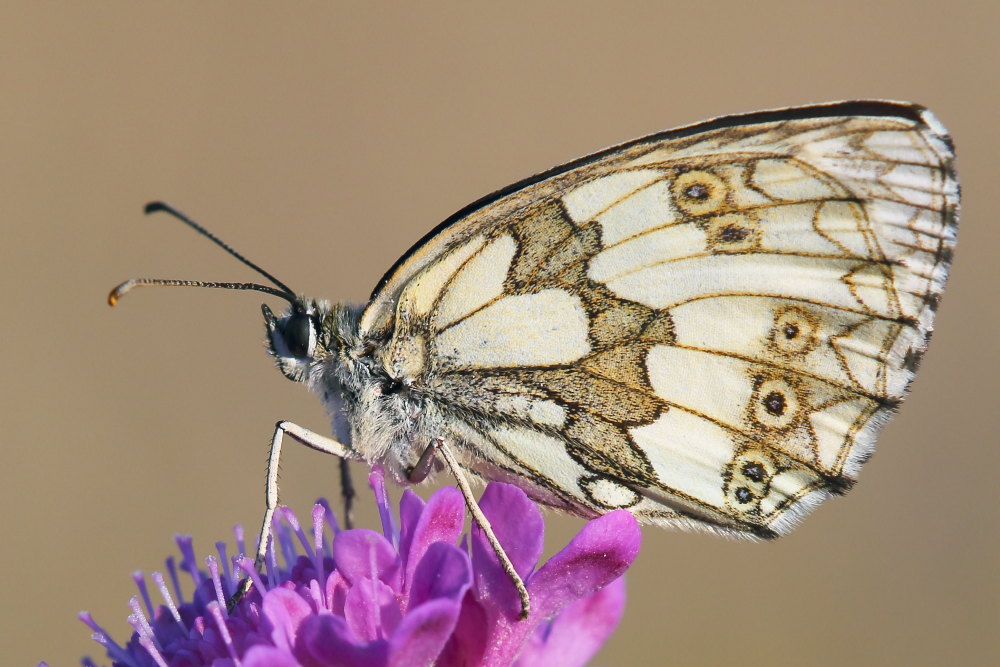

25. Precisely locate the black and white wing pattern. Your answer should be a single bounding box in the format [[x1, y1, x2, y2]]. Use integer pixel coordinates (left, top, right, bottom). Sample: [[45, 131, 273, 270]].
[[359, 101, 958, 538]]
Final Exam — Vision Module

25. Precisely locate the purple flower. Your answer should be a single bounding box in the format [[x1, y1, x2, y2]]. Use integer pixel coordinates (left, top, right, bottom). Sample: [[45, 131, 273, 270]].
[[79, 468, 640, 666]]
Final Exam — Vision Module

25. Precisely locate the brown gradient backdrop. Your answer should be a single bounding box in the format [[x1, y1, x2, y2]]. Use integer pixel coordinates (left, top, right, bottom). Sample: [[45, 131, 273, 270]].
[[2, 2, 996, 665]]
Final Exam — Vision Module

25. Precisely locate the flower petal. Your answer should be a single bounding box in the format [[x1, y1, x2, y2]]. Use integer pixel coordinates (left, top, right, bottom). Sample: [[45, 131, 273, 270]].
[[333, 529, 402, 591], [475, 510, 640, 667], [470, 484, 545, 620], [435, 593, 488, 667], [243, 645, 301, 667], [387, 599, 462, 667], [401, 488, 465, 595], [476, 483, 545, 577], [325, 570, 349, 616], [344, 577, 402, 642], [513, 576, 627, 667], [396, 489, 426, 567], [407, 542, 472, 609], [261, 587, 313, 652], [298, 613, 389, 667], [527, 510, 640, 621]]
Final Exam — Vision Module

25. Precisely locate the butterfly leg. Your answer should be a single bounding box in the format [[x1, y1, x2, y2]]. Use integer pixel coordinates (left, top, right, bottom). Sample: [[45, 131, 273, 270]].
[[431, 437, 531, 620], [227, 420, 357, 611], [405, 437, 441, 484], [339, 458, 356, 529]]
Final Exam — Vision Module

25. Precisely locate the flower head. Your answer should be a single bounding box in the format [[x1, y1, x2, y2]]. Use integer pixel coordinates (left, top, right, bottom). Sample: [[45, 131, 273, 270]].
[[80, 468, 640, 666]]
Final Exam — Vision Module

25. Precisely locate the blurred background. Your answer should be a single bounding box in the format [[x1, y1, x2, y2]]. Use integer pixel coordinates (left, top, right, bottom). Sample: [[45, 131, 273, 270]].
[[2, 2, 996, 665]]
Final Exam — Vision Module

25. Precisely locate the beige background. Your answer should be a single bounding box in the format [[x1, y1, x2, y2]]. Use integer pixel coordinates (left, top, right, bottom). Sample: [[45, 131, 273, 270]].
[[3, 2, 996, 665]]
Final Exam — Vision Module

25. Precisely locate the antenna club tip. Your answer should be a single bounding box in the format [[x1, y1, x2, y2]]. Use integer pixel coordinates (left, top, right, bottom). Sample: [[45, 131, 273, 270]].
[[144, 201, 168, 215], [108, 281, 133, 306]]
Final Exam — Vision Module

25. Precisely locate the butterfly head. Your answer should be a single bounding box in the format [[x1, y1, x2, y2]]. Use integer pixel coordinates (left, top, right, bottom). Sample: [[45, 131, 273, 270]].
[[262, 299, 339, 383]]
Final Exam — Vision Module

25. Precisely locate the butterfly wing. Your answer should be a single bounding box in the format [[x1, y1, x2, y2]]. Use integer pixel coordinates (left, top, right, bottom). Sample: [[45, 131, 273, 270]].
[[359, 101, 958, 537]]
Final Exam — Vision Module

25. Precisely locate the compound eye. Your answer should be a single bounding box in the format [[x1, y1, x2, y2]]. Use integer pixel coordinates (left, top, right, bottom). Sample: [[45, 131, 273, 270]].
[[284, 310, 314, 358]]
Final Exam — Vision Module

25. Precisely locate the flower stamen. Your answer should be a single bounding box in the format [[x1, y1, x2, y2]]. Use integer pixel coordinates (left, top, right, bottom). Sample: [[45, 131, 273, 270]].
[[214, 541, 233, 594], [150, 571, 183, 627], [130, 571, 155, 618], [205, 555, 228, 614], [207, 601, 241, 665]]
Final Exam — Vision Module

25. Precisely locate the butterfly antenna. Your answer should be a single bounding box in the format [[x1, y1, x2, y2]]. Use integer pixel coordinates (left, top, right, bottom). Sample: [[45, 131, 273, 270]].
[[108, 202, 299, 307], [108, 278, 295, 306], [144, 201, 295, 294]]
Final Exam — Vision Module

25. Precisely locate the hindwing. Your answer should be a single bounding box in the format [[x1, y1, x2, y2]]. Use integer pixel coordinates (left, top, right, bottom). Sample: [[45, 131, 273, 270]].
[[360, 101, 958, 537]]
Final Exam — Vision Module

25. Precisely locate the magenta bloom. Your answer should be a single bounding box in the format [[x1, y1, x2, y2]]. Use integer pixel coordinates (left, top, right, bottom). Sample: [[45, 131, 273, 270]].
[[79, 469, 640, 666]]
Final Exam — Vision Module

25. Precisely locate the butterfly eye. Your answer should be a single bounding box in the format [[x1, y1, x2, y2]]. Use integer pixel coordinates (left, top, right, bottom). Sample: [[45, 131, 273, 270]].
[[283, 310, 315, 358]]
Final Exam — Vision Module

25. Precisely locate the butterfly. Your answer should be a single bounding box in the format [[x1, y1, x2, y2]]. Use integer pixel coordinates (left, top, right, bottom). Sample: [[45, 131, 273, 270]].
[[111, 100, 958, 618]]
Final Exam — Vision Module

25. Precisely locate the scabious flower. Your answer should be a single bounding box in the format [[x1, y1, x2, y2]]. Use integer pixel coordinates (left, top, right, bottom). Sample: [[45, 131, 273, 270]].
[[77, 468, 640, 666]]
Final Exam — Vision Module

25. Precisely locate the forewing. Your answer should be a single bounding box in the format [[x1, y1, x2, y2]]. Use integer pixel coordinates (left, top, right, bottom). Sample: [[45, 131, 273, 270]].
[[360, 101, 958, 537]]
